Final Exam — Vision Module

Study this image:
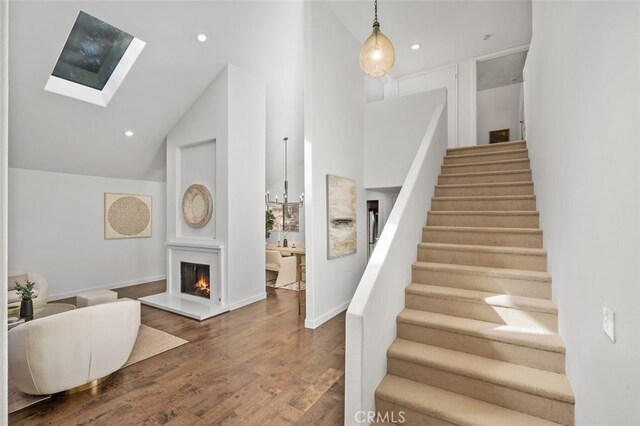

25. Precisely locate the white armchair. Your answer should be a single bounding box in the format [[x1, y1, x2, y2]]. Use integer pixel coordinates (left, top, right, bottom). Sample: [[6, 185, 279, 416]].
[[266, 250, 297, 287], [8, 299, 140, 395], [8, 268, 49, 308]]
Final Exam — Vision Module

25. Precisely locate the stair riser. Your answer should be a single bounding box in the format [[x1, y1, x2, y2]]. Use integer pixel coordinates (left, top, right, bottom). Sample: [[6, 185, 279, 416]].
[[411, 268, 552, 299], [442, 160, 530, 175], [405, 294, 558, 332], [431, 198, 536, 212], [447, 141, 526, 156], [438, 170, 532, 185], [418, 247, 547, 272], [387, 359, 574, 425], [444, 150, 529, 165], [375, 399, 455, 426], [435, 184, 534, 197], [427, 213, 540, 229], [423, 229, 543, 248], [397, 322, 565, 374]]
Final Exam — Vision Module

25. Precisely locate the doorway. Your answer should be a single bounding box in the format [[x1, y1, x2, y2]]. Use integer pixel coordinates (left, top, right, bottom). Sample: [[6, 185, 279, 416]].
[[367, 200, 379, 260], [472, 44, 529, 145]]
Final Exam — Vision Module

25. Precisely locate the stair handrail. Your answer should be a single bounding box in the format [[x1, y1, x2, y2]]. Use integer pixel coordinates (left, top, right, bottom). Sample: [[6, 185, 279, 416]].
[[345, 103, 448, 425]]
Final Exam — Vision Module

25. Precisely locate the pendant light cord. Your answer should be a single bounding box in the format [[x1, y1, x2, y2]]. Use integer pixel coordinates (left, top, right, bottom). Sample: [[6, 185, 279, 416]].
[[373, 0, 379, 26]]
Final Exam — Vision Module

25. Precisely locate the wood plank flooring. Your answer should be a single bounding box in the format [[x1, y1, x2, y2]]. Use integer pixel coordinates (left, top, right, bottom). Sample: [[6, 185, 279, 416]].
[[9, 284, 345, 425]]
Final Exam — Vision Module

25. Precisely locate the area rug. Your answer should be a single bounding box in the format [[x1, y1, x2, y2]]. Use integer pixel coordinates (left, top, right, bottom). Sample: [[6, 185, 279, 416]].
[[8, 324, 188, 414]]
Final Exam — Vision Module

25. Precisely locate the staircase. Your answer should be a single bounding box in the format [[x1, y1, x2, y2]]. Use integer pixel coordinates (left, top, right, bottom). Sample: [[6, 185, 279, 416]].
[[375, 140, 575, 425]]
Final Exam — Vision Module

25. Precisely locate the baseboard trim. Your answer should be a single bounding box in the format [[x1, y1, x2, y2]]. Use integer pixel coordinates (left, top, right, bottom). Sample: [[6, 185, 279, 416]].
[[305, 300, 350, 329], [229, 292, 267, 311], [48, 275, 167, 301]]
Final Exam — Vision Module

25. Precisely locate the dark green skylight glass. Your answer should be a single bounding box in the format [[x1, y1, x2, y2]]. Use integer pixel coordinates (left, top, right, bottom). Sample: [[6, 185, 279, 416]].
[[52, 11, 134, 91]]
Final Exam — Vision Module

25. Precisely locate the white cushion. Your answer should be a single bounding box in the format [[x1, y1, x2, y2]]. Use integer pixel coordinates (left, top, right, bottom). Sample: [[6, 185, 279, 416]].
[[76, 289, 118, 307], [8, 273, 28, 291]]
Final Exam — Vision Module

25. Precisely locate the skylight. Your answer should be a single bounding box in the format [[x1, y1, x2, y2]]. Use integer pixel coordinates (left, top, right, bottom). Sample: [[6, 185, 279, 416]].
[[45, 11, 145, 107]]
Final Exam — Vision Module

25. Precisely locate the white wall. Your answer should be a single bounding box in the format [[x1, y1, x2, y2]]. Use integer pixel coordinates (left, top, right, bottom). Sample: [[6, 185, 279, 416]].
[[364, 89, 446, 189], [8, 168, 166, 300], [304, 1, 367, 328], [167, 65, 266, 310], [477, 83, 522, 144], [524, 1, 640, 424], [1, 0, 8, 418]]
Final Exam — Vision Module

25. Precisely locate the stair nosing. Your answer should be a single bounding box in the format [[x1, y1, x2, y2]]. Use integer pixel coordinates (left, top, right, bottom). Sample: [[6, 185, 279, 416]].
[[447, 140, 526, 153], [387, 339, 574, 403], [445, 148, 529, 160], [419, 242, 547, 256], [411, 261, 551, 282], [405, 283, 557, 314], [428, 210, 539, 216], [377, 375, 564, 426], [439, 168, 532, 178], [397, 309, 564, 353], [442, 158, 531, 169], [436, 181, 534, 189], [432, 195, 536, 201], [423, 225, 542, 235]]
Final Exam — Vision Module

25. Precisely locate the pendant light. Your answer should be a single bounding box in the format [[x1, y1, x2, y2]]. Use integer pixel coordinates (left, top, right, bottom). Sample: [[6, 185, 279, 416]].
[[359, 0, 395, 78]]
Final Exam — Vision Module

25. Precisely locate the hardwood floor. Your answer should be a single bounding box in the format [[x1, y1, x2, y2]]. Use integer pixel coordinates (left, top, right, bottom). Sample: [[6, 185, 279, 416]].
[[9, 285, 345, 425]]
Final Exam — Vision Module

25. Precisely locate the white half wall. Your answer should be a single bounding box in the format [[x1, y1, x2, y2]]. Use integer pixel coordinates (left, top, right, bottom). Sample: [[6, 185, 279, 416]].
[[477, 83, 522, 144], [8, 168, 167, 300], [364, 89, 446, 189], [304, 1, 367, 329], [524, 1, 640, 424]]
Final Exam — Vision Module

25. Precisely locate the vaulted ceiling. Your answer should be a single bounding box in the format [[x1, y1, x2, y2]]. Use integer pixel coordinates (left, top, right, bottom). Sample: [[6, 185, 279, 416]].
[[9, 1, 304, 184]]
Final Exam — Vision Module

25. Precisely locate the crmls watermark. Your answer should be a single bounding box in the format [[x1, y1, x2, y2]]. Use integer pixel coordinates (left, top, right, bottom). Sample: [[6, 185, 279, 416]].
[[355, 411, 406, 424]]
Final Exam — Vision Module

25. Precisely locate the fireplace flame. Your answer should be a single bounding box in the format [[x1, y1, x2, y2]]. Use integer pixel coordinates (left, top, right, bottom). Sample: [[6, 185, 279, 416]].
[[195, 274, 211, 295]]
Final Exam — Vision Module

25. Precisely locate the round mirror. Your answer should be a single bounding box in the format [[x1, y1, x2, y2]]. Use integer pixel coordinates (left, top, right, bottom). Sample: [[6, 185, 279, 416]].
[[182, 184, 213, 228]]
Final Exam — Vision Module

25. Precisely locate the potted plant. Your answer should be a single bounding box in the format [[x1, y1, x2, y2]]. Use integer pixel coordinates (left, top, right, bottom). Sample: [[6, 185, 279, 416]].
[[14, 280, 36, 320], [265, 209, 275, 240]]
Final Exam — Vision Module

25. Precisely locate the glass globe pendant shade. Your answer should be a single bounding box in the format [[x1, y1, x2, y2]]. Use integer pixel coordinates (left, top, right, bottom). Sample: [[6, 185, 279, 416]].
[[359, 24, 395, 78]]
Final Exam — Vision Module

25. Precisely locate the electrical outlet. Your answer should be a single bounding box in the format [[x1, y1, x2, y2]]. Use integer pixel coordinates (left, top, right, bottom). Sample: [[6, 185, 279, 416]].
[[603, 306, 615, 342]]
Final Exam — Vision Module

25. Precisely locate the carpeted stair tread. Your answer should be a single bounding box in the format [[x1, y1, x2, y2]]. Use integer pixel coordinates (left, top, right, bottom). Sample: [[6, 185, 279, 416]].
[[412, 261, 551, 282], [419, 242, 547, 257], [423, 225, 542, 235], [405, 283, 558, 314], [444, 148, 529, 162], [376, 374, 562, 426], [446, 140, 526, 154], [397, 309, 565, 353], [432, 195, 536, 202], [436, 181, 534, 189], [439, 168, 532, 179], [442, 158, 531, 170], [428, 210, 539, 217], [387, 339, 574, 403]]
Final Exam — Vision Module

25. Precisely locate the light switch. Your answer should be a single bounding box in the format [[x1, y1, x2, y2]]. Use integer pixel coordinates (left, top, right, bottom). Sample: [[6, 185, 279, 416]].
[[603, 306, 615, 342]]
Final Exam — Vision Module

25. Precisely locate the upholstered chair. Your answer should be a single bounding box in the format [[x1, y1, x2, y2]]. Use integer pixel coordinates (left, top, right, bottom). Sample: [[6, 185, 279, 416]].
[[265, 250, 297, 286]]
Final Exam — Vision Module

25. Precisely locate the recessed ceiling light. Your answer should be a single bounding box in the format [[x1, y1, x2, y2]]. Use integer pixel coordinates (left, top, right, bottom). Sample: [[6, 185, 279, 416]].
[[196, 33, 207, 42], [124, 130, 134, 137], [411, 43, 421, 50]]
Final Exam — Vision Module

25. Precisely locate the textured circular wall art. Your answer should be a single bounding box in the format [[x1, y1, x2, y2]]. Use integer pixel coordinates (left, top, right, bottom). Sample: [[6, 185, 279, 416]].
[[104, 193, 152, 239], [182, 184, 213, 228]]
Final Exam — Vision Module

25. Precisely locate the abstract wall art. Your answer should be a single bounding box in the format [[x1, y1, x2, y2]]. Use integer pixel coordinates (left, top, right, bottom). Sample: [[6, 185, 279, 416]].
[[326, 174, 357, 259], [104, 193, 152, 239]]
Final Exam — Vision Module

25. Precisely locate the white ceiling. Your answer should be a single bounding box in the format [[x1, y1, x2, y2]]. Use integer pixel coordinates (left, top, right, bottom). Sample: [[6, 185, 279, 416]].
[[477, 50, 528, 91], [9, 1, 304, 184], [9, 1, 531, 184], [327, 0, 532, 78]]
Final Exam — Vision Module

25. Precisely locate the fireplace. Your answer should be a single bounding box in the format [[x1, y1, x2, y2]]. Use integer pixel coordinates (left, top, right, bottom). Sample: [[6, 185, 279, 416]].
[[139, 244, 227, 321], [180, 262, 211, 299]]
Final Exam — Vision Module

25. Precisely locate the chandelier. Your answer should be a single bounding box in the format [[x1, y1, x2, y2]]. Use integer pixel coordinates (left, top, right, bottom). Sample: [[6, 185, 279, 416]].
[[265, 137, 304, 231]]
